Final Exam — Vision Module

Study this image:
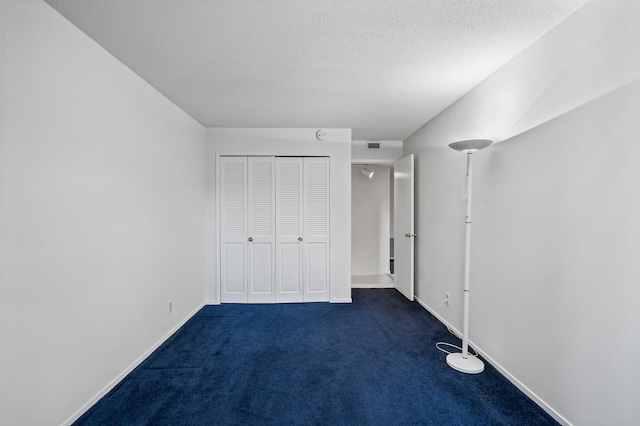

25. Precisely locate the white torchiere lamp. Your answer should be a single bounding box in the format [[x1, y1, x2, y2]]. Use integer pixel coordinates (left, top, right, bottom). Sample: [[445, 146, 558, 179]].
[[446, 139, 492, 374]]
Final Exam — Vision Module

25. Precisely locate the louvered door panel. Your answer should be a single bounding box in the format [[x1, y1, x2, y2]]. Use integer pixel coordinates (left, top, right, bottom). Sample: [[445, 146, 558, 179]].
[[303, 158, 329, 301], [220, 157, 248, 302], [275, 158, 303, 303], [247, 157, 276, 303]]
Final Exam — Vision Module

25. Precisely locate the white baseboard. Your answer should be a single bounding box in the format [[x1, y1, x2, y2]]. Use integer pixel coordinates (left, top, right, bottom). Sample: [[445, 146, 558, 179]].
[[330, 297, 352, 303], [414, 296, 571, 426], [204, 299, 220, 305], [62, 302, 205, 426]]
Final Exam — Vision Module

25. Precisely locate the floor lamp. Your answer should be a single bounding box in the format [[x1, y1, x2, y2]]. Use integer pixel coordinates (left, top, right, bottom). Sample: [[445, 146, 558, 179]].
[[446, 139, 492, 374]]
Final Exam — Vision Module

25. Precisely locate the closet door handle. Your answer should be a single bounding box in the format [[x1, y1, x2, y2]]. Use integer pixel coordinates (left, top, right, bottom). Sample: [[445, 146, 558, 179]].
[[298, 237, 303, 242], [248, 237, 253, 242]]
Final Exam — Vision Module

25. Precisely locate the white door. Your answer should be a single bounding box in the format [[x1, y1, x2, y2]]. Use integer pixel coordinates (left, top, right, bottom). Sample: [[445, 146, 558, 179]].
[[276, 158, 304, 303], [220, 157, 248, 303], [303, 158, 329, 302], [394, 154, 415, 301], [247, 157, 276, 303]]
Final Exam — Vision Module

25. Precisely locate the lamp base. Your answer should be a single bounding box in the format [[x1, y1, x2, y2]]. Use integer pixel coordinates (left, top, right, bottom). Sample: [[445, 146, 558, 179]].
[[446, 352, 485, 374]]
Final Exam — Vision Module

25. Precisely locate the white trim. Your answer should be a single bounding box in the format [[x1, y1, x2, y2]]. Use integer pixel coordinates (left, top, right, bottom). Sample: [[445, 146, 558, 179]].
[[214, 152, 221, 304], [61, 302, 205, 426], [414, 296, 461, 338], [414, 296, 572, 426], [204, 299, 220, 305], [330, 297, 352, 303]]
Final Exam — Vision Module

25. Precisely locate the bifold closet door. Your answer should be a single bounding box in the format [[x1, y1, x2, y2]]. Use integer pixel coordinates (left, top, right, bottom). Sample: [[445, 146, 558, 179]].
[[275, 158, 304, 303], [302, 157, 329, 302], [247, 157, 276, 303], [275, 157, 329, 303], [220, 156, 276, 303], [220, 157, 248, 303], [221, 156, 328, 304]]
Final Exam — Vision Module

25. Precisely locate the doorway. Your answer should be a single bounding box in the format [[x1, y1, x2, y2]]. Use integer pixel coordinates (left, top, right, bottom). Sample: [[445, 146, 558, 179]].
[[351, 164, 395, 288]]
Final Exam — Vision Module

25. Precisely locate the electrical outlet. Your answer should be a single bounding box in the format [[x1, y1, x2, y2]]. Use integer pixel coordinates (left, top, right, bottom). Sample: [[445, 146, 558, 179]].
[[445, 293, 450, 306], [168, 300, 173, 313]]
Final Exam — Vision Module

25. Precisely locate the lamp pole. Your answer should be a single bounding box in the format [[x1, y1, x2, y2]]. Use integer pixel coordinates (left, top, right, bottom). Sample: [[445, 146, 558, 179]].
[[461, 151, 474, 360], [446, 139, 492, 374]]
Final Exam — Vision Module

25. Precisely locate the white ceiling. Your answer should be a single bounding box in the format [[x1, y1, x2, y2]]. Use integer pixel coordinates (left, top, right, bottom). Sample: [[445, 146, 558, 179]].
[[43, 0, 588, 141]]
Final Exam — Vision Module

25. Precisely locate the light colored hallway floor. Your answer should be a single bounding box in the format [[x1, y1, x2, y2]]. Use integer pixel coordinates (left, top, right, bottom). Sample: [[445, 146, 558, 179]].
[[351, 274, 394, 288]]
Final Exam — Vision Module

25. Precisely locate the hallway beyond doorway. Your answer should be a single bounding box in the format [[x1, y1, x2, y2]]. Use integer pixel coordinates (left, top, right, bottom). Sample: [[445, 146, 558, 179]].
[[351, 274, 394, 288]]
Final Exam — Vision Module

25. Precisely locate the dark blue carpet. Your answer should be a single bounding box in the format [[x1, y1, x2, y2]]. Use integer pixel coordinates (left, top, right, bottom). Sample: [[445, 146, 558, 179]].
[[75, 289, 557, 425]]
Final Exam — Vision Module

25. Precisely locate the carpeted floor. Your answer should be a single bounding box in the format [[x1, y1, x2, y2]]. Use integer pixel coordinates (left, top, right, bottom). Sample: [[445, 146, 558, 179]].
[[75, 289, 557, 425]]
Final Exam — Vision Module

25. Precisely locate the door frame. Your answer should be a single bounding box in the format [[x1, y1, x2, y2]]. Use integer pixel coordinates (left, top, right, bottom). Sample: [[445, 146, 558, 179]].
[[349, 162, 395, 287], [349, 157, 414, 298]]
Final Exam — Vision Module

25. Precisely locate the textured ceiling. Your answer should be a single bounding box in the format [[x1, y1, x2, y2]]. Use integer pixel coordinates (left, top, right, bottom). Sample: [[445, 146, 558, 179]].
[[43, 0, 588, 141]]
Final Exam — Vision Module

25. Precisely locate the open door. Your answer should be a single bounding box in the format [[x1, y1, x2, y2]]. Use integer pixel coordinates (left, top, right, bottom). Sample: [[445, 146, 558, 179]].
[[394, 154, 414, 301]]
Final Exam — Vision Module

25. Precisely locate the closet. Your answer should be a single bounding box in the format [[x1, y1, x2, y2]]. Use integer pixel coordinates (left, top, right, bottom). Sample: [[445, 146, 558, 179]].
[[220, 156, 329, 303]]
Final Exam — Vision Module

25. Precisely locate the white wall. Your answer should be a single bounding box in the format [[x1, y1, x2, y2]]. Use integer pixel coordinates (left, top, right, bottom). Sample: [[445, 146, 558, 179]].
[[404, 0, 640, 149], [351, 165, 391, 276], [0, 1, 206, 425], [205, 128, 352, 303], [404, 0, 640, 425]]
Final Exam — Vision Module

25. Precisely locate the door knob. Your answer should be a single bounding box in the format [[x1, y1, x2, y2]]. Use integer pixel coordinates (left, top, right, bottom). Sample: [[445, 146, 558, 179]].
[[248, 237, 253, 242], [405, 233, 417, 238], [405, 233, 410, 238], [298, 237, 303, 242]]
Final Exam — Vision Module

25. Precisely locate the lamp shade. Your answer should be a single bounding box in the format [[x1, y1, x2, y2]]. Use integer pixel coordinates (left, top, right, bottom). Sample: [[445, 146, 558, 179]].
[[448, 139, 493, 153]]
